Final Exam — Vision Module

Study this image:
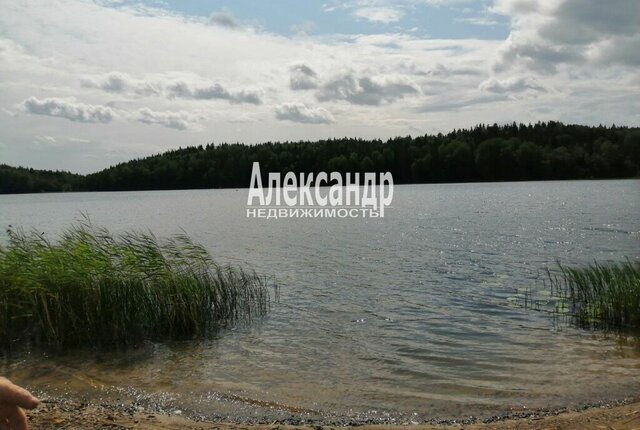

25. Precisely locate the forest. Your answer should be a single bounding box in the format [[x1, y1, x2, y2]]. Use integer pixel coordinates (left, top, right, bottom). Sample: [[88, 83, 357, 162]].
[[1, 122, 639, 194], [0, 165, 82, 194]]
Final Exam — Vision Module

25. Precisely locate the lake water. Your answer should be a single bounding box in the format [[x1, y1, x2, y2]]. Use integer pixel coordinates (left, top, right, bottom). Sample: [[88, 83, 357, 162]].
[[1, 180, 639, 423]]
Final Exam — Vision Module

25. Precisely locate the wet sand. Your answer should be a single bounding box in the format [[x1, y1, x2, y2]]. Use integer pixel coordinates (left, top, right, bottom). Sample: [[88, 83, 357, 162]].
[[27, 397, 640, 430]]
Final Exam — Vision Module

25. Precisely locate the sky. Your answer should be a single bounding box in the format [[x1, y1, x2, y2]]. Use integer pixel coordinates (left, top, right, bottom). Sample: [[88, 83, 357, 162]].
[[0, 0, 638, 174]]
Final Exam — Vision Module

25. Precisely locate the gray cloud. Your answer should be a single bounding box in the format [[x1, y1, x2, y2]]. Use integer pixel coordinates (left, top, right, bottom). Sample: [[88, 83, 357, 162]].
[[495, 0, 640, 71], [134, 108, 203, 130], [209, 11, 239, 29], [317, 73, 419, 105], [275, 102, 334, 124], [20, 97, 114, 123], [479, 76, 546, 93], [496, 40, 585, 73], [596, 34, 640, 66], [290, 64, 319, 90], [165, 80, 262, 104], [417, 94, 509, 113], [81, 72, 262, 104], [540, 0, 639, 45], [81, 72, 160, 95]]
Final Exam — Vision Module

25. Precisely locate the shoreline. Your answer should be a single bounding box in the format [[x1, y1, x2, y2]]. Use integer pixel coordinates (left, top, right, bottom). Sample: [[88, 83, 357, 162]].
[[25, 395, 640, 430]]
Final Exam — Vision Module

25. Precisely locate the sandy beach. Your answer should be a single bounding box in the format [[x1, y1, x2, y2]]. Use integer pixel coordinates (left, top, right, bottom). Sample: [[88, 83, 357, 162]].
[[26, 397, 640, 430]]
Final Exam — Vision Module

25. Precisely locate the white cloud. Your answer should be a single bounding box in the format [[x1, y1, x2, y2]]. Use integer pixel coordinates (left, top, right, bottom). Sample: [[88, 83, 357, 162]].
[[81, 72, 133, 93], [0, 0, 637, 173], [275, 102, 335, 124], [19, 97, 115, 123], [353, 7, 404, 24], [290, 20, 316, 35], [324, 0, 473, 14], [33, 134, 91, 146], [18, 96, 202, 131], [34, 135, 57, 145], [456, 16, 500, 26], [134, 108, 204, 130]]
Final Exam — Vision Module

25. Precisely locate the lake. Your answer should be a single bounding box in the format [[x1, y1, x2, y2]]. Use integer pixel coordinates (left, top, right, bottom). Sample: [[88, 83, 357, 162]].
[[1, 180, 639, 423]]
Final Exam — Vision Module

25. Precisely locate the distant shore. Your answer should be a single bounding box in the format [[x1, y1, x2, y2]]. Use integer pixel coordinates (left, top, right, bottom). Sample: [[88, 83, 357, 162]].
[[3, 122, 639, 195], [26, 396, 640, 430]]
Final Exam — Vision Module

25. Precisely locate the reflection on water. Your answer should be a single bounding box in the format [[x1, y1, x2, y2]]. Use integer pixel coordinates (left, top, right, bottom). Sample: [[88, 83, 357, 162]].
[[1, 180, 639, 421]]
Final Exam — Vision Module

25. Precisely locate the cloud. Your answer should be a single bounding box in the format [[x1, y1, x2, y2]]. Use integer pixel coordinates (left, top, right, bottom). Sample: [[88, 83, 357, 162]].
[[417, 93, 509, 112], [33, 134, 90, 146], [290, 20, 316, 35], [325, 0, 473, 19], [208, 11, 240, 29], [165, 80, 262, 104], [34, 135, 57, 145], [134, 108, 204, 130], [20, 97, 115, 123], [491, 0, 547, 15], [289, 64, 319, 90], [80, 72, 132, 93], [353, 7, 404, 24], [495, 37, 584, 73], [1, 0, 639, 173], [492, 0, 640, 71], [275, 103, 335, 124], [82, 72, 262, 104], [419, 0, 476, 6], [456, 16, 500, 26], [479, 76, 546, 94], [81, 72, 161, 96], [424, 63, 483, 77], [317, 73, 419, 105], [539, 0, 639, 44], [19, 96, 202, 130], [595, 34, 640, 66]]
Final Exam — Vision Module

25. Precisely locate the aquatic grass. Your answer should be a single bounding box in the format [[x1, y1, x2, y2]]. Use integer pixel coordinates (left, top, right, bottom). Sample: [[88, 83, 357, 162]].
[[547, 260, 640, 331], [0, 221, 269, 350]]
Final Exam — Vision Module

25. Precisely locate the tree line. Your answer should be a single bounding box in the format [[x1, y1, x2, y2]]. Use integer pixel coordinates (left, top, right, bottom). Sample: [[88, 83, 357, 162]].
[[0, 165, 82, 194], [1, 122, 639, 194]]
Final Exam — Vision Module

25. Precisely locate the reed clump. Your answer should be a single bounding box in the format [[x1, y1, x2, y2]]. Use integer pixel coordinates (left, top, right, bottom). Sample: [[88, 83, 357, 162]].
[[547, 260, 640, 331], [0, 222, 269, 349]]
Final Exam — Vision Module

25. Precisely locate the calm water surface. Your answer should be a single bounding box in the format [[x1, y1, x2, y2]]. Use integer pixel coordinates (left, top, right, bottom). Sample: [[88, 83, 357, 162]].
[[1, 180, 639, 422]]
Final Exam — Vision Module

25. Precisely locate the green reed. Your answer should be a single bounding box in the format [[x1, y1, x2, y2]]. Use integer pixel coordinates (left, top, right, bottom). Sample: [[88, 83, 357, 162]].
[[0, 221, 269, 349], [547, 260, 640, 331]]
